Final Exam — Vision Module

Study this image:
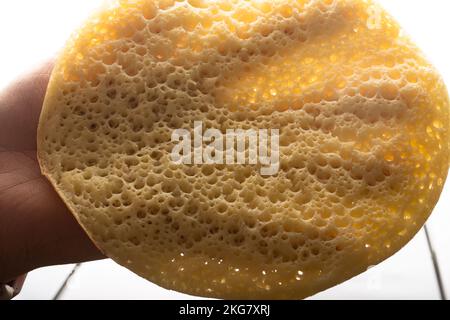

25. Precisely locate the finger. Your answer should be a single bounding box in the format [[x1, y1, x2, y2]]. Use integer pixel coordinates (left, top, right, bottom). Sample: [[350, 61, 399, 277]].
[[0, 61, 54, 151]]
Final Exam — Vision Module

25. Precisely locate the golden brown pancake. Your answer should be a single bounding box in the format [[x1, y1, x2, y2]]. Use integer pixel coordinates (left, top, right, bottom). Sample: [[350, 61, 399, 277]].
[[37, 0, 449, 299]]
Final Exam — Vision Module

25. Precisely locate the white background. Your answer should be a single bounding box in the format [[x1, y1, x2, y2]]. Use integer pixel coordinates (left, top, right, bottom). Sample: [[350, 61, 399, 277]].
[[0, 0, 449, 299]]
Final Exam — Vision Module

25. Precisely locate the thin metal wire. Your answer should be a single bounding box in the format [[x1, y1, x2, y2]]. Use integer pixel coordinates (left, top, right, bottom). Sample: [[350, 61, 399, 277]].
[[52, 263, 82, 300], [424, 225, 447, 300]]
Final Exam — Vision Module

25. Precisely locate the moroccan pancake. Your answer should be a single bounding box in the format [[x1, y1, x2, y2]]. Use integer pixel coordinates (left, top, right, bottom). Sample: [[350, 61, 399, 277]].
[[37, 0, 449, 299]]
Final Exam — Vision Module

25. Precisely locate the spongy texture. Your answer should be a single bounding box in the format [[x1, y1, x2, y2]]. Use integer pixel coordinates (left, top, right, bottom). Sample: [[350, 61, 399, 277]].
[[37, 0, 449, 299]]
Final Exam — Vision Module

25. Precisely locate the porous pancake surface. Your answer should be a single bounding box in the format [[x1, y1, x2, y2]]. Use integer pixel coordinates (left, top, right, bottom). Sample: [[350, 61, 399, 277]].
[[37, 0, 449, 299]]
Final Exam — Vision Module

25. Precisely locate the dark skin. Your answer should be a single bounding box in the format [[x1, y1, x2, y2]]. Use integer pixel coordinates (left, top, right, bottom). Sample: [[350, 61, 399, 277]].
[[0, 62, 105, 284]]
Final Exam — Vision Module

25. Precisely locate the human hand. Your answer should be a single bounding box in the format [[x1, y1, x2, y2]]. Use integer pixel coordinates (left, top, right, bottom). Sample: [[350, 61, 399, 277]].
[[0, 62, 104, 286]]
